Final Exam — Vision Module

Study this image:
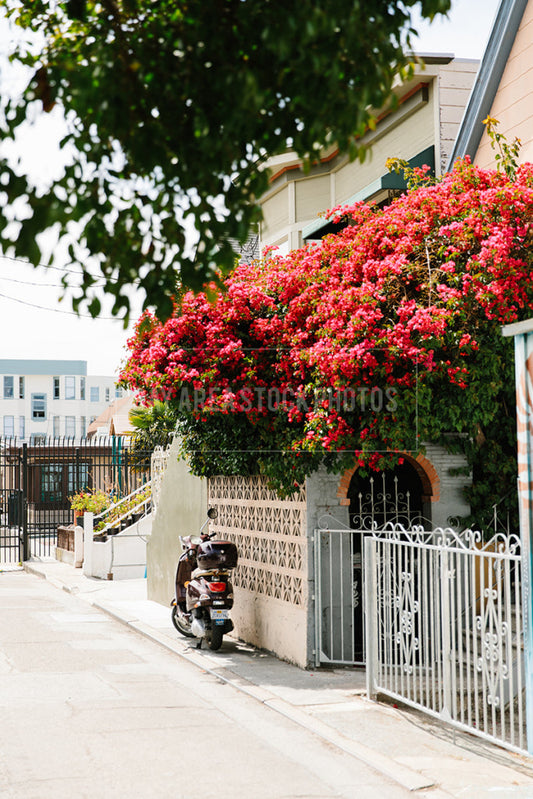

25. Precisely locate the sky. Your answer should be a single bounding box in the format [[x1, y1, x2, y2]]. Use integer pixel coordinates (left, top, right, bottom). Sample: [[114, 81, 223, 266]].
[[0, 0, 501, 377]]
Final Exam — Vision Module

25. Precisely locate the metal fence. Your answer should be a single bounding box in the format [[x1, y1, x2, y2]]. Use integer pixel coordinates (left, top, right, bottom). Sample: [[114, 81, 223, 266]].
[[365, 526, 526, 754], [314, 527, 369, 666], [0, 436, 154, 563]]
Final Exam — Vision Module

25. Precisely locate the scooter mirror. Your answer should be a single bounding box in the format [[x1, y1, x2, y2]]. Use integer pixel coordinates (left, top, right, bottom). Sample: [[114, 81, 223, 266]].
[[207, 507, 218, 519]]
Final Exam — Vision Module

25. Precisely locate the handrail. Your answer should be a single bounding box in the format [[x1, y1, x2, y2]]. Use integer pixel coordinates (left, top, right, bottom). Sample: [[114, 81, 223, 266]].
[[94, 481, 151, 523], [94, 482, 152, 535]]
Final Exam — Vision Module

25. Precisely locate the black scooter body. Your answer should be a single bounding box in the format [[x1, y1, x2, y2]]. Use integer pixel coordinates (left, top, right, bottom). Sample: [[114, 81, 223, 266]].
[[171, 511, 238, 650]]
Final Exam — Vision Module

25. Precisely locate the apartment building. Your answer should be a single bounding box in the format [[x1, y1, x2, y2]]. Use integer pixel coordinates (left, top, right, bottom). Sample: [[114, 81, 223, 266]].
[[0, 359, 127, 441]]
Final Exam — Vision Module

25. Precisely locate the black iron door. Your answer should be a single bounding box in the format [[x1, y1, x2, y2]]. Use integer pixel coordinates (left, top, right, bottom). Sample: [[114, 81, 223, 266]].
[[0, 442, 26, 565]]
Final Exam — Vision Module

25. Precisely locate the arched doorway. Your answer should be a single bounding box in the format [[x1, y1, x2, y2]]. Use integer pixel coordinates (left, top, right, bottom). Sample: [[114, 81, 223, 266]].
[[346, 461, 431, 661], [348, 460, 432, 530]]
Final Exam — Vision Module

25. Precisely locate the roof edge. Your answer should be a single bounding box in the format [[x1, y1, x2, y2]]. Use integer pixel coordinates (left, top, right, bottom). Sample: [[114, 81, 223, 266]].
[[447, 0, 528, 168]]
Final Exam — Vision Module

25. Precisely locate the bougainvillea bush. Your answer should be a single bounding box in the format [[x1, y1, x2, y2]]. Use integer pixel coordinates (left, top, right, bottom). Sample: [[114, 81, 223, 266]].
[[120, 156, 533, 527]]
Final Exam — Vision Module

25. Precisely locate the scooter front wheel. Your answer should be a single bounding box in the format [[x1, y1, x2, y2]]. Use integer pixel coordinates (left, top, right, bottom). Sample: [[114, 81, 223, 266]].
[[171, 604, 195, 638]]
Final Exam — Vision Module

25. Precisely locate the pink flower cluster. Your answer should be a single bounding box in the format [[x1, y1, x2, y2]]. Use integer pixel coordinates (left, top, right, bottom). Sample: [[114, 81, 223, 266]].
[[120, 158, 533, 462]]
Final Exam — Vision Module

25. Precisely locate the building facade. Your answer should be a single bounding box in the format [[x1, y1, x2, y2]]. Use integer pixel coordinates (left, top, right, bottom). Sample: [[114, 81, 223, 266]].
[[258, 55, 479, 254], [0, 359, 127, 442]]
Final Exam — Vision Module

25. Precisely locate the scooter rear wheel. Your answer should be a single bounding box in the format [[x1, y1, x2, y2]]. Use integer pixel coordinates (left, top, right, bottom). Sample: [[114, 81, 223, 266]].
[[171, 604, 195, 638], [206, 623, 224, 651]]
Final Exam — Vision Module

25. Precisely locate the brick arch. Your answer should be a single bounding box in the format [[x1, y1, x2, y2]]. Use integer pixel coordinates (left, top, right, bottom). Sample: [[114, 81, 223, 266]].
[[336, 452, 440, 507]]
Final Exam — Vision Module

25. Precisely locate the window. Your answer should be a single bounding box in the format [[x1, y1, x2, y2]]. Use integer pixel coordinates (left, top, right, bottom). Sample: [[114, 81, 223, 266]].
[[80, 416, 86, 438], [68, 463, 89, 494], [19, 416, 25, 439], [53, 377, 60, 399], [31, 393, 47, 420], [3, 416, 14, 437], [105, 387, 110, 403], [65, 416, 76, 437], [90, 386, 100, 402], [19, 377, 24, 399], [3, 376, 14, 399], [40, 464, 63, 503], [65, 376, 76, 400], [80, 377, 86, 401], [53, 416, 60, 437], [115, 387, 121, 399], [30, 433, 46, 445]]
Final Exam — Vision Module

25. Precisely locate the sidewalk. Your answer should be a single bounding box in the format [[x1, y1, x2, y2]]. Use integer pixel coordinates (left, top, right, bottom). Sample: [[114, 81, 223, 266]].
[[21, 558, 533, 798]]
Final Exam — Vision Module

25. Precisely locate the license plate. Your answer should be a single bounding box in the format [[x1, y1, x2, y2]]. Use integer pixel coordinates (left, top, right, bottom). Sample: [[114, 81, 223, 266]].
[[210, 608, 229, 621]]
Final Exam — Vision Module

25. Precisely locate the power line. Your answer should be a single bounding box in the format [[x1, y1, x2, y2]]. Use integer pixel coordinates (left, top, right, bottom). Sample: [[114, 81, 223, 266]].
[[0, 252, 103, 280], [0, 252, 148, 288], [0, 273, 107, 289], [0, 290, 125, 321]]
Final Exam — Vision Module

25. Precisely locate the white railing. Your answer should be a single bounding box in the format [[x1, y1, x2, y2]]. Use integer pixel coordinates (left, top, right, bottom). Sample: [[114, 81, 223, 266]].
[[82, 483, 152, 580], [151, 444, 172, 516], [313, 525, 447, 667], [365, 526, 526, 754], [93, 482, 151, 536]]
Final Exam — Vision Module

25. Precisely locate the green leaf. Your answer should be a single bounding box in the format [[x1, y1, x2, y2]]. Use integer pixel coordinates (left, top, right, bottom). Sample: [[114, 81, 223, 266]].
[[0, 0, 452, 319]]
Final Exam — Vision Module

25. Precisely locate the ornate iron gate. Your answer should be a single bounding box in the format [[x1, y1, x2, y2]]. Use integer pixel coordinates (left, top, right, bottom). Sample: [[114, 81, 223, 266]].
[[314, 469, 431, 666], [365, 526, 526, 754]]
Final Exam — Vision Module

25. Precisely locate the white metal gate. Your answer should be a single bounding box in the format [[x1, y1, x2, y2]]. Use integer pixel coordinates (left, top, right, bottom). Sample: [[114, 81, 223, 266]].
[[365, 526, 527, 754], [314, 470, 431, 667], [314, 527, 369, 666]]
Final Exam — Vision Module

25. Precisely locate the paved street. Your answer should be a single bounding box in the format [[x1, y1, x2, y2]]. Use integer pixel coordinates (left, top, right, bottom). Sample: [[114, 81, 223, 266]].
[[3, 565, 533, 799], [0, 570, 417, 799]]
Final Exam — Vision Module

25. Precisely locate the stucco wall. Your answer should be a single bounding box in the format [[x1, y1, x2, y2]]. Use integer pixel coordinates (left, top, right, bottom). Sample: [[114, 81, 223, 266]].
[[229, 589, 309, 668], [422, 443, 471, 529], [331, 444, 471, 530], [148, 444, 470, 667], [305, 468, 351, 666], [147, 438, 207, 606], [86, 514, 152, 580]]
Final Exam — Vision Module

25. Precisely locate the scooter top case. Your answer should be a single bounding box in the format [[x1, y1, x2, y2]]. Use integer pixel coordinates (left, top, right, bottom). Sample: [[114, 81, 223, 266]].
[[196, 540, 238, 570]]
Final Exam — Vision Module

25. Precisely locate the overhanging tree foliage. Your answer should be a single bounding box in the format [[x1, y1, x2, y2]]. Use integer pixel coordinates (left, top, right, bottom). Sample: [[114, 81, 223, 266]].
[[119, 156, 533, 531], [0, 0, 449, 320]]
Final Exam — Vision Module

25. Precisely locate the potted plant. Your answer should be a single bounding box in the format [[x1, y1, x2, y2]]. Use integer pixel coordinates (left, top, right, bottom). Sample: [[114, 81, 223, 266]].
[[68, 489, 113, 525]]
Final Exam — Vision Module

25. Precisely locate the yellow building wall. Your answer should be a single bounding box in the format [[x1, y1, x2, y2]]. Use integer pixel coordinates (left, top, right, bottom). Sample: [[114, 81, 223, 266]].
[[476, 1, 533, 168], [333, 98, 436, 206], [258, 59, 477, 252], [261, 185, 290, 241]]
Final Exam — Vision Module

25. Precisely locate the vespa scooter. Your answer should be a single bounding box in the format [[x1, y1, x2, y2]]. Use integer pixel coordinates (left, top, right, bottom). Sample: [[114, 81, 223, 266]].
[[170, 508, 238, 651]]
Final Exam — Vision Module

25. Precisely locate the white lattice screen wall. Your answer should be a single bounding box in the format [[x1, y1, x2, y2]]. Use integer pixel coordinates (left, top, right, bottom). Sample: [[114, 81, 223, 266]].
[[207, 475, 307, 607]]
